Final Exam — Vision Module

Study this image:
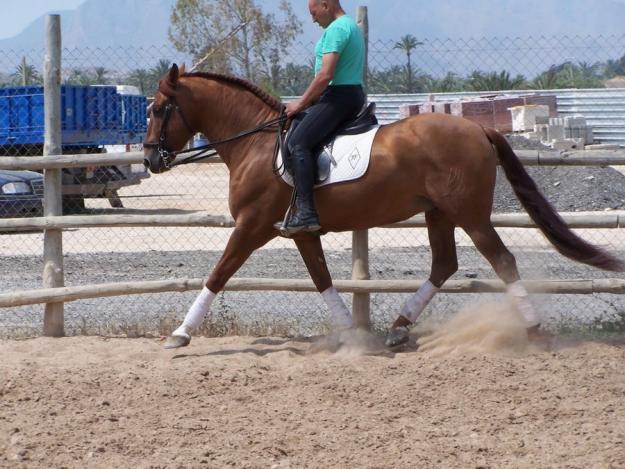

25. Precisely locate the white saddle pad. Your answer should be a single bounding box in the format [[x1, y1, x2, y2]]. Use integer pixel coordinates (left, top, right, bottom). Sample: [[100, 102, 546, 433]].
[[278, 126, 380, 188]]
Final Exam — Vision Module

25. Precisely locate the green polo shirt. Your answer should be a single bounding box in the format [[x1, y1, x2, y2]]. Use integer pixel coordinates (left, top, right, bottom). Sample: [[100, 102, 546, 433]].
[[314, 15, 365, 86]]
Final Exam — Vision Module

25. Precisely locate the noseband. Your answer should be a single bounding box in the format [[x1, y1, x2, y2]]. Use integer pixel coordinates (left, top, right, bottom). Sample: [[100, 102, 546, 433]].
[[143, 96, 194, 170]]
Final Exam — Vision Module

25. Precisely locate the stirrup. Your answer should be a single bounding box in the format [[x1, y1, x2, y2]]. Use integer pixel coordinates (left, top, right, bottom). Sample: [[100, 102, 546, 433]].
[[275, 219, 321, 237], [274, 222, 321, 238], [275, 191, 320, 237]]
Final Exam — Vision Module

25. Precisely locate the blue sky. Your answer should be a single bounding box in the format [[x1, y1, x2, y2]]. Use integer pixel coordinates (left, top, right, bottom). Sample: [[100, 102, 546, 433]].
[[4, 0, 625, 41], [2, 0, 86, 39]]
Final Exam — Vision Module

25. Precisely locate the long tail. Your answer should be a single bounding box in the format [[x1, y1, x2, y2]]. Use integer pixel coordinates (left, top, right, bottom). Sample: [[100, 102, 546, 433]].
[[483, 127, 625, 272]]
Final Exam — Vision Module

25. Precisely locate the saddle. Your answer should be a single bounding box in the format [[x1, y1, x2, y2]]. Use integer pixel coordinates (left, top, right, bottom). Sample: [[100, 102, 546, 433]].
[[280, 102, 378, 184]]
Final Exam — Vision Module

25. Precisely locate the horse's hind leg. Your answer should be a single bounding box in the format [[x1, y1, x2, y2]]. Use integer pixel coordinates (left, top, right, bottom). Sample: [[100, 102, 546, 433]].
[[294, 235, 352, 329], [464, 222, 540, 327], [385, 209, 458, 347]]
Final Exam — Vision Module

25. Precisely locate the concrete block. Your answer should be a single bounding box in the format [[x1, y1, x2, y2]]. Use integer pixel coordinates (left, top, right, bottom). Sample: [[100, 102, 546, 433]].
[[547, 124, 565, 141], [535, 123, 549, 142], [549, 117, 566, 126], [564, 116, 587, 127], [551, 139, 576, 151], [419, 102, 435, 114], [447, 94, 556, 133], [450, 100, 495, 127], [585, 143, 620, 150], [434, 102, 452, 114], [522, 95, 558, 116], [399, 104, 420, 119], [521, 131, 540, 140], [535, 115, 549, 125], [509, 105, 550, 132], [585, 127, 594, 145]]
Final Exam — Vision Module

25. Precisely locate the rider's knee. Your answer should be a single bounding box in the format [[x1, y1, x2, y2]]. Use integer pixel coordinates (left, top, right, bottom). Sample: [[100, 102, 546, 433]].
[[289, 142, 312, 157]]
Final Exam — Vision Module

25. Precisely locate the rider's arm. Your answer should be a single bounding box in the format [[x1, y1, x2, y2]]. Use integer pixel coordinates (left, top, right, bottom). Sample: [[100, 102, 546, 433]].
[[285, 52, 340, 117]]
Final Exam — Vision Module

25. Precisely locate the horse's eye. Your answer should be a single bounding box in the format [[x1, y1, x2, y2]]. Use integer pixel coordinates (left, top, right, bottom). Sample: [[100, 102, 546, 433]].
[[152, 105, 164, 117]]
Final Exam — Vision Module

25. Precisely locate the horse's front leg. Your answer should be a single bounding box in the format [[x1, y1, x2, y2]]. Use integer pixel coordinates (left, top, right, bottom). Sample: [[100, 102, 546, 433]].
[[294, 235, 353, 330], [164, 225, 276, 349]]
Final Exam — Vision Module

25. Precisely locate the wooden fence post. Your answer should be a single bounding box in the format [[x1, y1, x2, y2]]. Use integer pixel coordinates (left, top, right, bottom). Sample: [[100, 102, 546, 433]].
[[352, 6, 371, 329], [43, 14, 64, 337], [356, 6, 369, 90]]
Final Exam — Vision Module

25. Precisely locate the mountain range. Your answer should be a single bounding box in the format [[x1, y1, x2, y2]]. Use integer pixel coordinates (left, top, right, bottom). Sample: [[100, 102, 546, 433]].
[[2, 0, 625, 52]]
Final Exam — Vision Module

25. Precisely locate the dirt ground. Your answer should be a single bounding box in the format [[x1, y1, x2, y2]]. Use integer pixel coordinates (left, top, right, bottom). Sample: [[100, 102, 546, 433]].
[[1, 305, 624, 468]]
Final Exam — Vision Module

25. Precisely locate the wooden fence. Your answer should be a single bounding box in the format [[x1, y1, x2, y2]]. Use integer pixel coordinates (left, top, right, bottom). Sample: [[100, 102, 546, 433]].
[[2, 14, 625, 337], [2, 145, 625, 335]]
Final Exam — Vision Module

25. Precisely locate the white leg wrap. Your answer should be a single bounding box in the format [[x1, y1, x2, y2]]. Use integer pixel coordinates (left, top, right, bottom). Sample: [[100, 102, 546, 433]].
[[172, 287, 216, 338], [321, 287, 353, 329], [506, 281, 539, 326], [401, 280, 439, 323]]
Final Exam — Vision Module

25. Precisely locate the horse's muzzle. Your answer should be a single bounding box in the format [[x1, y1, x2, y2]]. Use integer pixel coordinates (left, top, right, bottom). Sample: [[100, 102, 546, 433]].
[[143, 148, 167, 174]]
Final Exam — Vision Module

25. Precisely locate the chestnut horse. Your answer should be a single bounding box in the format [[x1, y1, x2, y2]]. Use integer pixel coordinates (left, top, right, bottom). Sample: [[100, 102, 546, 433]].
[[144, 64, 623, 349]]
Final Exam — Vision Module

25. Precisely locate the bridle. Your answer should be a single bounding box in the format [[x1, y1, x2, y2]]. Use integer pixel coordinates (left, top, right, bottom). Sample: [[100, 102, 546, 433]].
[[143, 95, 288, 170], [143, 96, 195, 170]]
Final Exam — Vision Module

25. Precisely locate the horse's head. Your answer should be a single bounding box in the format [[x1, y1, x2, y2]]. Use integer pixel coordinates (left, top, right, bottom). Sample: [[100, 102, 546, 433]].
[[143, 63, 195, 173]]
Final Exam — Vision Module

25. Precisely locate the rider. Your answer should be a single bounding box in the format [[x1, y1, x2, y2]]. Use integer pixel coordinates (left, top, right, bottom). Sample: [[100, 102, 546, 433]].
[[283, 0, 366, 235]]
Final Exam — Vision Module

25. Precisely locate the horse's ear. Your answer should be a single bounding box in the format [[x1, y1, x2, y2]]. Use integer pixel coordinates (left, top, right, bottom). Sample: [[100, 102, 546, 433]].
[[168, 63, 180, 87], [179, 63, 187, 75]]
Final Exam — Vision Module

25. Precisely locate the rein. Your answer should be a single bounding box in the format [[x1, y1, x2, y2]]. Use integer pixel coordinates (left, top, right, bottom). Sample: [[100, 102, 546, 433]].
[[144, 96, 288, 169]]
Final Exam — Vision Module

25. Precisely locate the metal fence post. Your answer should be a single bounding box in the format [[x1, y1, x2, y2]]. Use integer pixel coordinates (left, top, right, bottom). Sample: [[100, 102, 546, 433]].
[[43, 14, 65, 337], [352, 6, 371, 329]]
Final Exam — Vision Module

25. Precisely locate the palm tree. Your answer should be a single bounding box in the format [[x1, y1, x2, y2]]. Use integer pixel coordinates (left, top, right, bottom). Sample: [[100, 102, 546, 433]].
[[277, 62, 314, 95], [65, 68, 97, 86], [368, 65, 406, 93], [602, 54, 625, 77], [150, 59, 171, 81], [532, 65, 561, 89], [572, 61, 602, 88], [12, 58, 41, 86], [422, 72, 466, 93], [467, 70, 526, 91], [126, 68, 152, 95], [393, 34, 423, 93], [93, 67, 109, 85]]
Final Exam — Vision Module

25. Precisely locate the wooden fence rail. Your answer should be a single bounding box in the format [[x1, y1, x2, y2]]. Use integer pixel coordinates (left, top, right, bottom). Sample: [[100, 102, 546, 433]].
[[2, 278, 625, 309], [1, 212, 624, 231], [2, 149, 625, 171]]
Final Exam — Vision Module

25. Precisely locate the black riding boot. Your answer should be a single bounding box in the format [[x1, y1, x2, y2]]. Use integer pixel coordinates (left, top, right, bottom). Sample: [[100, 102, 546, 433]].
[[284, 146, 321, 235]]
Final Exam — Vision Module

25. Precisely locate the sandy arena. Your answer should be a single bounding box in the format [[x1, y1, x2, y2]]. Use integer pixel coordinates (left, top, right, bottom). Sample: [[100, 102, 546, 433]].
[[1, 305, 624, 468]]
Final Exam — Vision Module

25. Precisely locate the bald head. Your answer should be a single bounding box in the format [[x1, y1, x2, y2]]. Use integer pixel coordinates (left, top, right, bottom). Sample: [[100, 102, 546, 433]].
[[308, 0, 344, 28]]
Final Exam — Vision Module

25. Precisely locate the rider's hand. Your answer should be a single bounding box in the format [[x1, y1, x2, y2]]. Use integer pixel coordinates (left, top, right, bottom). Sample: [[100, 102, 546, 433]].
[[285, 99, 305, 118]]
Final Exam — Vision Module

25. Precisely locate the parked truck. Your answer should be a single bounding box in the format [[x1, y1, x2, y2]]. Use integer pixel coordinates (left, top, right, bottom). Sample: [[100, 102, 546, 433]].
[[0, 84, 149, 212]]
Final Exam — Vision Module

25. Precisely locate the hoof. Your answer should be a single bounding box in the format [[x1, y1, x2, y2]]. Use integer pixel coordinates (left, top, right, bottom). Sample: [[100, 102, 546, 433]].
[[385, 326, 410, 348], [163, 334, 191, 349], [526, 324, 555, 350]]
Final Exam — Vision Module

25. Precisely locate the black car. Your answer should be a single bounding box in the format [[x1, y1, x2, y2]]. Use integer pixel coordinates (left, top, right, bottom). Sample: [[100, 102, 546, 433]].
[[0, 170, 44, 217]]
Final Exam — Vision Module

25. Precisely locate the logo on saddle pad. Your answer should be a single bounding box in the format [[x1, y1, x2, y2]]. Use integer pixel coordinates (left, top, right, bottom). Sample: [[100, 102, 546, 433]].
[[278, 126, 380, 188]]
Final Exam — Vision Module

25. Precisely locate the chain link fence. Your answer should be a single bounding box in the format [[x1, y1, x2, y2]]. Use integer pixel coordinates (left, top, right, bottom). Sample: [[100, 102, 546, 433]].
[[1, 35, 625, 338]]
